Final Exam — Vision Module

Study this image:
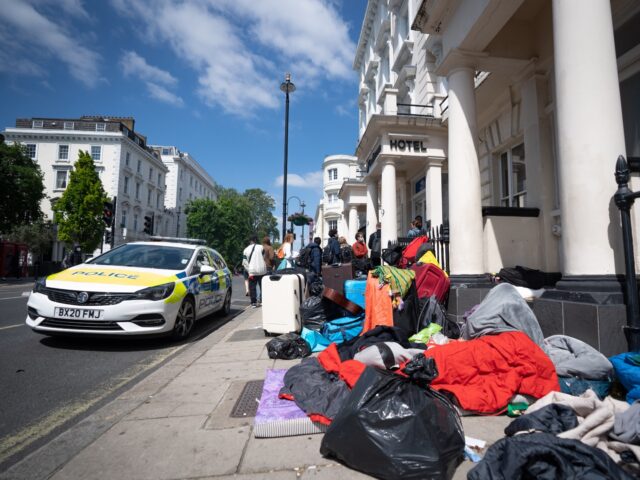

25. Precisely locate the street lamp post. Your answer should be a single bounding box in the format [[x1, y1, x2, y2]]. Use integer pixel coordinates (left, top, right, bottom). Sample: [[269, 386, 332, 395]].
[[300, 200, 306, 249], [280, 73, 295, 242]]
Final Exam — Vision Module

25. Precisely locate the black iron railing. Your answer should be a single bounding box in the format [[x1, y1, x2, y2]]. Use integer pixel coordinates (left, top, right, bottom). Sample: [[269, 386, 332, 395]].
[[397, 103, 434, 117], [614, 155, 640, 351], [430, 221, 450, 274]]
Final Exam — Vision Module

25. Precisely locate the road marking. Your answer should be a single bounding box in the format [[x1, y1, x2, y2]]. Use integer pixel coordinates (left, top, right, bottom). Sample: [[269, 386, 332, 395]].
[[0, 344, 185, 465], [0, 324, 23, 331], [0, 296, 28, 301], [22, 291, 30, 297]]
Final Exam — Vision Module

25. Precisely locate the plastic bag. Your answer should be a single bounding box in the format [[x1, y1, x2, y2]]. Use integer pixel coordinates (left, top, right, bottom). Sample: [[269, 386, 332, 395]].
[[266, 333, 311, 360], [409, 323, 442, 343], [300, 296, 351, 331], [320, 357, 465, 480]]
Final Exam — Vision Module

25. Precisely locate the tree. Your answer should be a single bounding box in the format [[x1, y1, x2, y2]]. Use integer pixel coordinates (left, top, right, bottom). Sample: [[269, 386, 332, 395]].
[[6, 220, 55, 260], [186, 195, 252, 268], [243, 188, 279, 241], [53, 151, 109, 252], [0, 140, 45, 233]]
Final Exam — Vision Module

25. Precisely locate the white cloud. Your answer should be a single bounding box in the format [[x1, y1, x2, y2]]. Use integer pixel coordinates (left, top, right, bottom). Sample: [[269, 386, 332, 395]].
[[335, 104, 354, 117], [110, 0, 356, 116], [120, 51, 184, 106], [275, 171, 324, 189], [145, 82, 184, 107], [120, 51, 178, 86], [0, 1, 101, 87]]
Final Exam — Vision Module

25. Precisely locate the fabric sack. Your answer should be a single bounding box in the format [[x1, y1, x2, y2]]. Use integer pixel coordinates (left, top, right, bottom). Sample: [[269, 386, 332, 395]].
[[321, 315, 365, 344]]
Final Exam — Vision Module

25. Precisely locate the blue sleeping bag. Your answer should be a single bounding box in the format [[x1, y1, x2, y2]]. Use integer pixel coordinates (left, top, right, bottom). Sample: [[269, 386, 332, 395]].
[[610, 352, 640, 403], [300, 314, 365, 353]]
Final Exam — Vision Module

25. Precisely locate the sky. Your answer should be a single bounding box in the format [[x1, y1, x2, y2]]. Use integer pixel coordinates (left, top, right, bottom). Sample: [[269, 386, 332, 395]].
[[0, 0, 368, 235]]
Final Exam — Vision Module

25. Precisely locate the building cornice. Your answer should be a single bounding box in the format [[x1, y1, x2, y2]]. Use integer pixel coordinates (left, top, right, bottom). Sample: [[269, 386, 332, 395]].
[[353, 0, 380, 71]]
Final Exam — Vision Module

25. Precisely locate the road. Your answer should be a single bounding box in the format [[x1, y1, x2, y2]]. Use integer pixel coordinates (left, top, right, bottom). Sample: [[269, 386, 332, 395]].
[[0, 275, 249, 472]]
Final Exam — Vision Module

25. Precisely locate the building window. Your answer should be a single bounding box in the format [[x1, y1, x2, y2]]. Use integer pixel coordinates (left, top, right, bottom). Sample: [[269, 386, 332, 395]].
[[133, 214, 139, 231], [498, 143, 527, 207], [328, 219, 338, 231], [147, 188, 152, 205], [125, 152, 131, 167], [149, 167, 153, 180], [180, 170, 184, 180], [90, 145, 101, 161], [55, 170, 68, 189], [121, 210, 127, 228], [190, 175, 193, 187], [123, 176, 130, 194], [136, 159, 141, 173], [157, 173, 162, 186], [135, 182, 141, 200], [25, 144, 37, 159], [32, 120, 43, 128], [63, 121, 74, 130], [156, 192, 161, 208], [58, 145, 69, 160], [328, 168, 338, 181], [95, 123, 106, 132], [161, 147, 171, 155], [179, 187, 182, 200], [328, 193, 338, 204]]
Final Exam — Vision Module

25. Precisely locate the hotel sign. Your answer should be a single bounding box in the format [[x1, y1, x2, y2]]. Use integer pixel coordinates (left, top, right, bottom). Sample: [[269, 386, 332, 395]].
[[389, 139, 428, 152]]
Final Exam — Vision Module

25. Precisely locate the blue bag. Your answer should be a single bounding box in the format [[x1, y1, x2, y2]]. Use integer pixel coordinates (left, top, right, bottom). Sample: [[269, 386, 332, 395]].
[[344, 279, 366, 309], [321, 315, 364, 344], [300, 327, 331, 353]]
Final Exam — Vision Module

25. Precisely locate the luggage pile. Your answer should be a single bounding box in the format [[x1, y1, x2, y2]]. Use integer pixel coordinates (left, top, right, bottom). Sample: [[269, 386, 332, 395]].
[[259, 237, 640, 479]]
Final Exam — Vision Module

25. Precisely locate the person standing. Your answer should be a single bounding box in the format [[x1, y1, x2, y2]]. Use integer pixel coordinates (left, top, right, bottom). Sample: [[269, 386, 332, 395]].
[[324, 229, 341, 264], [242, 235, 267, 308], [352, 233, 368, 259], [368, 222, 382, 267], [407, 220, 421, 238], [262, 236, 275, 274], [276, 232, 295, 270], [338, 236, 353, 263]]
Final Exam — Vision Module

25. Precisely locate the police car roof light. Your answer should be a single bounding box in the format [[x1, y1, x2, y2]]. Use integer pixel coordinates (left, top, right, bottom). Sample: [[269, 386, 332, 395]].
[[149, 236, 207, 245]]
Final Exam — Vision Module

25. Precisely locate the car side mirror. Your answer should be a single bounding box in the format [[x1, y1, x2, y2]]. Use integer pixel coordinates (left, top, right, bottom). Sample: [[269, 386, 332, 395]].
[[199, 265, 215, 276]]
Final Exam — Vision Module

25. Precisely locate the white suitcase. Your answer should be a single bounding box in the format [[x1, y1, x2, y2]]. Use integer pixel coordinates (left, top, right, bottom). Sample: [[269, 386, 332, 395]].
[[262, 273, 306, 335]]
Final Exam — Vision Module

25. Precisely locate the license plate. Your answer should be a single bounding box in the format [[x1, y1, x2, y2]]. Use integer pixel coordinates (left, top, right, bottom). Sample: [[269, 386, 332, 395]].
[[54, 307, 104, 320]]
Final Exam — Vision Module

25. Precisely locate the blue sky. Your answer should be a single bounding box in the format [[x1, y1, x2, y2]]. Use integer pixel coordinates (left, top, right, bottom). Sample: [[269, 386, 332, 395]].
[[0, 0, 368, 234]]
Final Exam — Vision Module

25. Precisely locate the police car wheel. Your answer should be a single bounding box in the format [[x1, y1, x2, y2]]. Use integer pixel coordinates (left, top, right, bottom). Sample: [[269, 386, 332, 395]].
[[218, 290, 231, 317], [172, 297, 195, 340]]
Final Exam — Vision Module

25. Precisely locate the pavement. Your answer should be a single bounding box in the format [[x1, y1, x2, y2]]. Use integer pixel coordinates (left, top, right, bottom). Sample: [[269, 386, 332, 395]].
[[0, 305, 511, 480]]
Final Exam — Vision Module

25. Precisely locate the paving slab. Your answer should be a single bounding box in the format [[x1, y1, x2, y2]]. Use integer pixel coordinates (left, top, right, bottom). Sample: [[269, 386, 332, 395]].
[[299, 463, 374, 479], [205, 381, 257, 430], [199, 472, 296, 480], [51, 417, 251, 480], [239, 434, 333, 474]]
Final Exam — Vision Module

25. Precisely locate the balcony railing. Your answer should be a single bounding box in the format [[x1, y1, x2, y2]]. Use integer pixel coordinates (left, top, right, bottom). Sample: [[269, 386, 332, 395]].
[[397, 103, 435, 117]]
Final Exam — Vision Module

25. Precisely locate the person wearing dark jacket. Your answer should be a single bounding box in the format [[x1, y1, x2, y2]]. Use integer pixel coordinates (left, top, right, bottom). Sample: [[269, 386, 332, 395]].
[[326, 229, 340, 264], [306, 237, 322, 275], [368, 222, 382, 267]]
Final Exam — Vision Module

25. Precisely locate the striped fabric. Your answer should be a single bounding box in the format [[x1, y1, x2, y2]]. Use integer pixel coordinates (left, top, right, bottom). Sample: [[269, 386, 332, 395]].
[[254, 418, 328, 438], [373, 266, 415, 297]]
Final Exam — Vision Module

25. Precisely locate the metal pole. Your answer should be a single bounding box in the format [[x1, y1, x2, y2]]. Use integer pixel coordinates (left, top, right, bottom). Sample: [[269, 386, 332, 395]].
[[282, 89, 290, 242], [111, 196, 117, 248], [614, 155, 640, 351]]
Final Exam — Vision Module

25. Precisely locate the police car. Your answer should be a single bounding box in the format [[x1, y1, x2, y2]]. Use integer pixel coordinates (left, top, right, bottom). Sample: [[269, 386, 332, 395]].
[[26, 238, 232, 340]]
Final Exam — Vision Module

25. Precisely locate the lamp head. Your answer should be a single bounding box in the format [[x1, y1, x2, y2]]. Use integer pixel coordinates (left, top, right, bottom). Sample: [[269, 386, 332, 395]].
[[280, 72, 296, 94]]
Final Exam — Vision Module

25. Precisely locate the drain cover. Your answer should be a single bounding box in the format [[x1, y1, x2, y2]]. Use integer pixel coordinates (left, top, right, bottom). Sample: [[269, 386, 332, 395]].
[[230, 380, 264, 418], [227, 329, 266, 342]]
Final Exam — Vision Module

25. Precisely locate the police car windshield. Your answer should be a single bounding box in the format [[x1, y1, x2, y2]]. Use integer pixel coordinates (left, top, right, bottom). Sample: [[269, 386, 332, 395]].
[[88, 244, 194, 270]]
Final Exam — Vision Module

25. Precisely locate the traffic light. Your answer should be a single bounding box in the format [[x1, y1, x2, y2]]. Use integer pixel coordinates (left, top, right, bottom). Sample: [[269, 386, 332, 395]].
[[104, 228, 112, 244], [143, 214, 154, 235], [103, 201, 114, 227]]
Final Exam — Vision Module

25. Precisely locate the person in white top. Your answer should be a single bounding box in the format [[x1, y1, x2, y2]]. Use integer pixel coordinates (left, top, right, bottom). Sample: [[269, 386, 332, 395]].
[[242, 235, 267, 307], [276, 232, 295, 270]]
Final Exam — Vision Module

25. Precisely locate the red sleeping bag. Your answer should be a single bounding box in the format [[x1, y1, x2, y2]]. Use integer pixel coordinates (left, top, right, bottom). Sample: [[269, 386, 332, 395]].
[[398, 236, 428, 268], [411, 262, 450, 302]]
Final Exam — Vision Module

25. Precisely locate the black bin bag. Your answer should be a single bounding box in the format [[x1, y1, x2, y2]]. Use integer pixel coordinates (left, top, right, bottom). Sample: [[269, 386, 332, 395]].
[[266, 333, 311, 360], [320, 355, 465, 480]]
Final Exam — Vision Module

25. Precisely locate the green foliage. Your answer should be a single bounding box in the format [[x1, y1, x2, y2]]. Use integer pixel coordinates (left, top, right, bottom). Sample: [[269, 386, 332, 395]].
[[186, 187, 278, 268], [0, 141, 45, 233], [6, 220, 55, 259], [244, 188, 279, 241], [53, 151, 109, 252]]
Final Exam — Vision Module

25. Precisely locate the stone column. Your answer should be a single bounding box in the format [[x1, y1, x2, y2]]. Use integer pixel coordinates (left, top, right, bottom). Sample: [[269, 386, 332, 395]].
[[425, 157, 444, 228], [366, 178, 379, 235], [398, 175, 407, 235], [552, 0, 626, 275], [348, 205, 359, 243], [447, 67, 484, 275], [380, 159, 398, 251]]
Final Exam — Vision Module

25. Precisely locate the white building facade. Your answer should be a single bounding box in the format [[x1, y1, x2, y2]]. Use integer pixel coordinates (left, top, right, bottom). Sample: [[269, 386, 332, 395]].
[[3, 116, 170, 259], [344, 0, 640, 355], [152, 146, 217, 239], [314, 155, 361, 243]]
